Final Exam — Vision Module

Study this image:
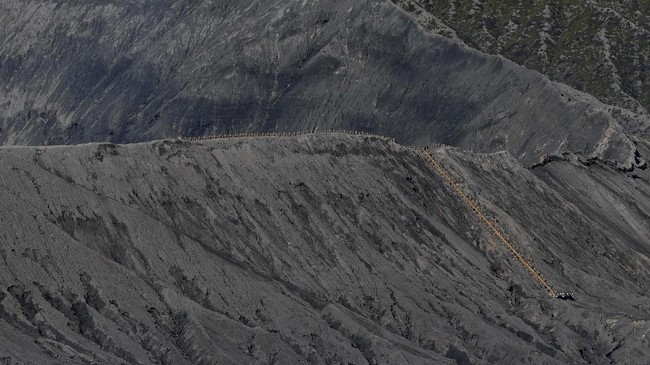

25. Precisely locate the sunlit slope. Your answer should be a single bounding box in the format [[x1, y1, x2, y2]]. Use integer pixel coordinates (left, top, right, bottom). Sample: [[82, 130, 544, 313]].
[[0, 134, 647, 364]]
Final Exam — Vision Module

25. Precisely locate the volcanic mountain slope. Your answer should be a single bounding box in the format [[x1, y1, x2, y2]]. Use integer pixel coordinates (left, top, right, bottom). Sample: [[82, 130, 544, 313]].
[[0, 134, 647, 364], [0, 0, 644, 168], [392, 0, 650, 118]]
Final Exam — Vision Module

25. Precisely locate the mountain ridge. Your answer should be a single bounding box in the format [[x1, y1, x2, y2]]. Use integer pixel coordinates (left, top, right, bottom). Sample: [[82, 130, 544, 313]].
[[0, 0, 644, 169], [392, 0, 650, 120], [0, 134, 647, 364]]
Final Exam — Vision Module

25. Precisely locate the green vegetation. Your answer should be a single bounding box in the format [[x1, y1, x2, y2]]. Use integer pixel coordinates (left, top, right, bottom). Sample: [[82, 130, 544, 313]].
[[393, 0, 650, 116]]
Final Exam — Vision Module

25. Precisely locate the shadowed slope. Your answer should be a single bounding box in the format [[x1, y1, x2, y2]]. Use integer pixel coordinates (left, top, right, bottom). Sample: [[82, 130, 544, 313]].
[[0, 0, 642, 167]]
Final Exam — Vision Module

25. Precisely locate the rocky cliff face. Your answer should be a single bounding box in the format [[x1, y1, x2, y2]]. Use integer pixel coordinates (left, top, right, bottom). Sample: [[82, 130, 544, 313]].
[[0, 0, 643, 167], [0, 134, 647, 364], [392, 0, 650, 119]]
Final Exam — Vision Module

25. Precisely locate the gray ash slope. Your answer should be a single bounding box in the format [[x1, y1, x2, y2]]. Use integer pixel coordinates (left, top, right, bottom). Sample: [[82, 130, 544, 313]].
[[0, 134, 648, 364], [0, 0, 645, 167]]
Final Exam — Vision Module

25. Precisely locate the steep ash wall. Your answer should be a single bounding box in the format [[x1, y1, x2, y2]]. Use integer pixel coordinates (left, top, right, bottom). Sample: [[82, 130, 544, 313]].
[[0, 134, 647, 364], [0, 0, 640, 167]]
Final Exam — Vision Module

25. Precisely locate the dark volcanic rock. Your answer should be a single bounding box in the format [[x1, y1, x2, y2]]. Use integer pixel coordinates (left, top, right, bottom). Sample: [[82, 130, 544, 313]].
[[0, 0, 641, 166], [0, 134, 647, 364]]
